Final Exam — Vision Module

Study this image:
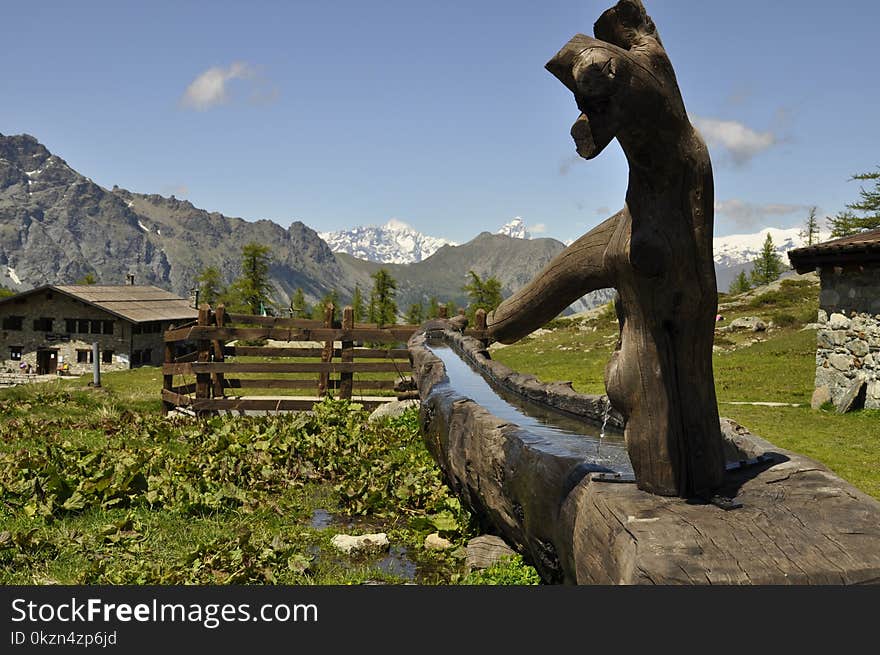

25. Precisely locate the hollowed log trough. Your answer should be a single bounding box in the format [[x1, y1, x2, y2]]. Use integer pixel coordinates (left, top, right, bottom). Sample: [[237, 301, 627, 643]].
[[409, 326, 880, 584]]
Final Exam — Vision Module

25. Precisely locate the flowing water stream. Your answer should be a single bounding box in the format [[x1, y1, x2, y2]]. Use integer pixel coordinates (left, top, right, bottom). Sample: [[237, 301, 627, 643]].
[[426, 343, 633, 476]]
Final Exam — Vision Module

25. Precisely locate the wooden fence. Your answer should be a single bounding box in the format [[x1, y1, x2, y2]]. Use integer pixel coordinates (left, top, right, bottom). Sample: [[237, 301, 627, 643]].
[[161, 303, 487, 416]]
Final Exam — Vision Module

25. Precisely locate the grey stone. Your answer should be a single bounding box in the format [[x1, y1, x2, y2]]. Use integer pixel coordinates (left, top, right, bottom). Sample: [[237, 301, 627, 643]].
[[828, 353, 853, 371], [800, 323, 822, 331], [836, 378, 866, 414], [466, 535, 516, 570], [368, 399, 420, 422], [846, 340, 870, 357], [829, 313, 851, 330], [721, 316, 766, 333], [330, 533, 390, 555], [817, 309, 828, 323], [424, 533, 454, 550], [811, 385, 832, 410]]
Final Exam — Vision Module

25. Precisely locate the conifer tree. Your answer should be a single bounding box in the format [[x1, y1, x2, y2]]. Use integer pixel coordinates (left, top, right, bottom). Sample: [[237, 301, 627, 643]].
[[351, 285, 365, 322], [729, 270, 751, 295], [368, 268, 398, 326], [749, 233, 784, 287]]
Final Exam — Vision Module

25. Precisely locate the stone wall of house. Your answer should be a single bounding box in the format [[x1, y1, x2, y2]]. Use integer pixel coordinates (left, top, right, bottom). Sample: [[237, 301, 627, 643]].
[[0, 290, 131, 375], [814, 309, 880, 410], [819, 266, 880, 316]]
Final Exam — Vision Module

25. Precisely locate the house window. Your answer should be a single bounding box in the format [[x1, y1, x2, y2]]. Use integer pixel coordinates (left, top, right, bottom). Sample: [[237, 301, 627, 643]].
[[142, 348, 152, 364], [132, 324, 141, 335], [102, 320, 114, 335], [131, 350, 142, 365], [90, 320, 103, 334], [65, 318, 77, 333], [9, 347, 22, 361], [2, 316, 23, 330], [102, 350, 113, 364], [76, 349, 93, 364], [33, 317, 53, 332], [76, 319, 90, 333]]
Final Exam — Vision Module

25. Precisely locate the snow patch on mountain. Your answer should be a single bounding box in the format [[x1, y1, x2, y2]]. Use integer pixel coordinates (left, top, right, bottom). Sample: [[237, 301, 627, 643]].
[[712, 226, 830, 269], [319, 219, 457, 265], [497, 217, 530, 240]]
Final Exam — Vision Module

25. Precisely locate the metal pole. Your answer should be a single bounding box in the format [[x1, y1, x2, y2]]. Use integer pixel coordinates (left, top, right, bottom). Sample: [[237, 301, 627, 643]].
[[92, 341, 101, 387]]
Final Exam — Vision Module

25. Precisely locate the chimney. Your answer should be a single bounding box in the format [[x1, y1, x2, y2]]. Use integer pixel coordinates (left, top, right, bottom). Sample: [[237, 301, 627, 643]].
[[126, 273, 135, 286]]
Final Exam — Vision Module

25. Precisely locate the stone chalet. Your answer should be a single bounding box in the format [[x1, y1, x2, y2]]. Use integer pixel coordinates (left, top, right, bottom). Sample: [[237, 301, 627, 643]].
[[0, 284, 197, 375], [788, 229, 880, 410]]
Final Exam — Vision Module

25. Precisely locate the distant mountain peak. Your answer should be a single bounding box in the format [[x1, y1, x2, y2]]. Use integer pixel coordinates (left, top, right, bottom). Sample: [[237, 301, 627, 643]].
[[497, 217, 530, 240], [712, 226, 831, 268], [318, 220, 456, 265]]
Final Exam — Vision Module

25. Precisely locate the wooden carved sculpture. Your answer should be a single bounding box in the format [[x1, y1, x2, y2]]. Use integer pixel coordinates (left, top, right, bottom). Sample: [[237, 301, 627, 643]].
[[486, 0, 725, 497]]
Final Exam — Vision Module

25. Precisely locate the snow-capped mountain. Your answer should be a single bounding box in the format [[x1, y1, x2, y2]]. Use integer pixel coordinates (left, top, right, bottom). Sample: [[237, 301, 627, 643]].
[[497, 217, 531, 240], [712, 226, 829, 269], [318, 219, 457, 265]]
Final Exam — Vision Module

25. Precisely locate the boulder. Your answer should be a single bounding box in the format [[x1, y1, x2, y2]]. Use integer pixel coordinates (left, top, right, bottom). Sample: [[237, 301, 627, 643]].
[[330, 533, 390, 555], [836, 379, 866, 414], [829, 313, 851, 330], [811, 385, 831, 410], [368, 399, 420, 422], [466, 535, 516, 570], [719, 316, 766, 333], [424, 532, 454, 551]]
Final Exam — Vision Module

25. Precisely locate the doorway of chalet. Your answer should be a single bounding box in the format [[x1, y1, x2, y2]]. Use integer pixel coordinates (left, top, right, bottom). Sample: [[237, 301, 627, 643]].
[[36, 348, 58, 375]]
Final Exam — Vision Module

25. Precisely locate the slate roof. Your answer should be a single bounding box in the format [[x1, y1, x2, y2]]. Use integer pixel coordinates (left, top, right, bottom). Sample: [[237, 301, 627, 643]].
[[0, 285, 198, 323], [788, 229, 880, 273]]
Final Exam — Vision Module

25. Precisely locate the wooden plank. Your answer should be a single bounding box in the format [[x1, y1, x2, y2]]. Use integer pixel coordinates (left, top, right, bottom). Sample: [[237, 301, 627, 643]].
[[161, 388, 193, 407], [166, 326, 418, 343], [173, 350, 199, 363], [318, 304, 334, 397], [172, 382, 198, 395], [224, 346, 325, 358], [212, 304, 226, 398], [163, 363, 194, 375], [224, 346, 410, 359], [223, 313, 325, 329], [189, 362, 406, 374], [223, 378, 322, 390], [195, 305, 212, 405], [162, 342, 175, 414], [191, 397, 392, 412], [352, 348, 411, 359], [340, 306, 354, 400]]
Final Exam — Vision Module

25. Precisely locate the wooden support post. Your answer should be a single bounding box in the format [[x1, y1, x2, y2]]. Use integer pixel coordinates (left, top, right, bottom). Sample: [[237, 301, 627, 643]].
[[318, 303, 334, 397], [475, 308, 488, 346], [211, 304, 226, 399], [162, 341, 175, 415], [340, 306, 354, 400], [195, 304, 212, 415]]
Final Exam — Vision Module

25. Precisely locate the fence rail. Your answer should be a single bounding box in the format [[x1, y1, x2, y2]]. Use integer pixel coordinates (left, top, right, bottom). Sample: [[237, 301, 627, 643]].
[[162, 303, 486, 416]]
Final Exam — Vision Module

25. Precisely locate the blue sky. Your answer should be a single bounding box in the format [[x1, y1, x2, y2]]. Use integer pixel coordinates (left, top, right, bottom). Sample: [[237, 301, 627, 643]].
[[2, 0, 877, 243]]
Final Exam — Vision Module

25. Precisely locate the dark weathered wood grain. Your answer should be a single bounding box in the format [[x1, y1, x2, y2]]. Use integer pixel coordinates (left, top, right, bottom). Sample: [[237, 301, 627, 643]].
[[487, 0, 724, 497]]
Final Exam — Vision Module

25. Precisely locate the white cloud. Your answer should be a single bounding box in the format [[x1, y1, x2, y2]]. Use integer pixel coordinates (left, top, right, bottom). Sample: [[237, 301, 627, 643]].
[[692, 116, 776, 165], [714, 199, 809, 229], [529, 223, 547, 234], [180, 62, 255, 111]]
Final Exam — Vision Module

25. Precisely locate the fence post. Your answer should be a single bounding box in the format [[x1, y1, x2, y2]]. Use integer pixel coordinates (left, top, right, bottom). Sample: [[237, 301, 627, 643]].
[[318, 303, 334, 397], [475, 308, 488, 345], [212, 304, 226, 398], [340, 306, 354, 401], [92, 341, 101, 388], [195, 304, 212, 415], [162, 339, 174, 415], [438, 305, 448, 319]]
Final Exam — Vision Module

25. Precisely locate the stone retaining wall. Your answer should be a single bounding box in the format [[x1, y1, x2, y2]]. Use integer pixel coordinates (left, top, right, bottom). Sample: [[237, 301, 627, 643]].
[[814, 309, 880, 410]]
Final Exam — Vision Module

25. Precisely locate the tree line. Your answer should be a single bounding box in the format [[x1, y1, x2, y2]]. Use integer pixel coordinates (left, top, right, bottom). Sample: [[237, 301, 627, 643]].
[[194, 243, 505, 326]]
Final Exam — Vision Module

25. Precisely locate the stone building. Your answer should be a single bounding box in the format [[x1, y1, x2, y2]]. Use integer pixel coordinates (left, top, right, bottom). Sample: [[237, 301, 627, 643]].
[[0, 284, 197, 375], [788, 229, 880, 410]]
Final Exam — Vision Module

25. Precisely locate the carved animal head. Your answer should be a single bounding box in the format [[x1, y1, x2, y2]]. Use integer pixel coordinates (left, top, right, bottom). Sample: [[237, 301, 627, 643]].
[[546, 0, 688, 161]]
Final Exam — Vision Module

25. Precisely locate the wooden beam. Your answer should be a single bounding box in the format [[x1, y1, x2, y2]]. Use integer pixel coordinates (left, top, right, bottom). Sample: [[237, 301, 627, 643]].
[[340, 306, 354, 400], [189, 362, 407, 374]]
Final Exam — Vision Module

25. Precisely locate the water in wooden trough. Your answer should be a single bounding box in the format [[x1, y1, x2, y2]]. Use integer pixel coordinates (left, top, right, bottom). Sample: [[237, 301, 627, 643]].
[[426, 343, 633, 476]]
